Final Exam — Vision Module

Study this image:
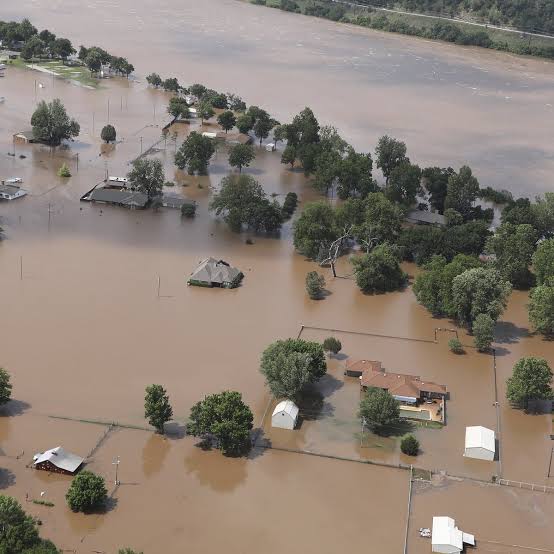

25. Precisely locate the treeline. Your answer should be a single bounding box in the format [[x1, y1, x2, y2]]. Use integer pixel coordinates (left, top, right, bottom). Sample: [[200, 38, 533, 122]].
[[0, 18, 133, 75], [253, 0, 554, 60]]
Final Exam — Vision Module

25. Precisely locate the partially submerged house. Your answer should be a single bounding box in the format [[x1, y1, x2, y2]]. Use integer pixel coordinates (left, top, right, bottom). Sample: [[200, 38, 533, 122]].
[[344, 359, 382, 377], [188, 257, 243, 288], [13, 130, 36, 144], [33, 446, 84, 475], [0, 184, 27, 200], [405, 209, 447, 227], [161, 194, 196, 210], [272, 400, 299, 430], [432, 516, 475, 554], [464, 426, 495, 461], [86, 188, 148, 209]]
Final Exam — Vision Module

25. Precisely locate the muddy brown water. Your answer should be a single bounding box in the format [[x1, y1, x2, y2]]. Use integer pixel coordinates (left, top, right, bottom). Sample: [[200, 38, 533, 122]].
[[0, 1, 553, 552]]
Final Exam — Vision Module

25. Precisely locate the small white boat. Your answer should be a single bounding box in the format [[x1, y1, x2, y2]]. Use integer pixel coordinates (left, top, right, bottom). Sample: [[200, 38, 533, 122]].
[[5, 177, 22, 184]]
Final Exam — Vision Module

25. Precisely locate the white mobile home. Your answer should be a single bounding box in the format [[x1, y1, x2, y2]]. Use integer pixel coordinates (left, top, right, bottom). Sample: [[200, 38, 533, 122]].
[[464, 426, 495, 461]]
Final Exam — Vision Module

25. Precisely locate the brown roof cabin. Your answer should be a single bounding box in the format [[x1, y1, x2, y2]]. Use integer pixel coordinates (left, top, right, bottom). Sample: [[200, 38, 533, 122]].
[[344, 359, 382, 377], [33, 446, 84, 475]]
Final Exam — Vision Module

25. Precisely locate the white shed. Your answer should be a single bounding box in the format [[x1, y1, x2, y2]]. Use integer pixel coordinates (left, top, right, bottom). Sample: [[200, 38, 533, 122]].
[[432, 516, 475, 554], [271, 400, 299, 430], [464, 426, 495, 461]]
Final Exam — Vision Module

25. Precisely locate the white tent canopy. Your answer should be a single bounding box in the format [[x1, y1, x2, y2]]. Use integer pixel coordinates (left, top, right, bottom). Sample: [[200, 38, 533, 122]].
[[464, 426, 495, 461], [432, 516, 475, 554], [271, 400, 299, 430]]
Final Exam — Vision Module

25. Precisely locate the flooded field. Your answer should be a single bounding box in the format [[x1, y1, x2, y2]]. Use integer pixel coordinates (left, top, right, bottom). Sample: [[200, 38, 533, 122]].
[[0, 0, 553, 551], [3, 0, 554, 193]]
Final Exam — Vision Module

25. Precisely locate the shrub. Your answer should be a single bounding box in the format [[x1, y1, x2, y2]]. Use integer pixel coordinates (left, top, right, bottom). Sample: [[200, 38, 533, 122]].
[[181, 202, 196, 218], [448, 338, 463, 354], [101, 124, 116, 143], [305, 271, 325, 299], [58, 163, 71, 177], [323, 337, 342, 355], [400, 434, 419, 456]]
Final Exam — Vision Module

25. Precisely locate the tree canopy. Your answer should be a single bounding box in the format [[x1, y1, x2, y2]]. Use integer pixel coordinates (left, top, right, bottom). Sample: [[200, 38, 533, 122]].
[[528, 282, 554, 336], [127, 158, 164, 200], [375, 135, 408, 183], [228, 144, 255, 173], [359, 387, 400, 435], [66, 471, 108, 513], [145, 384, 173, 433], [175, 131, 215, 175], [187, 391, 253, 456], [293, 201, 337, 260], [532, 238, 554, 286], [352, 243, 406, 294], [31, 99, 80, 146], [0, 368, 12, 406], [100, 124, 116, 144], [506, 357, 553, 410]]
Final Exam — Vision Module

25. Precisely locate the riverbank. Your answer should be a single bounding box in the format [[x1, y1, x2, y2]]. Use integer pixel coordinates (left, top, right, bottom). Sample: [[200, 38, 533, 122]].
[[248, 0, 554, 60]]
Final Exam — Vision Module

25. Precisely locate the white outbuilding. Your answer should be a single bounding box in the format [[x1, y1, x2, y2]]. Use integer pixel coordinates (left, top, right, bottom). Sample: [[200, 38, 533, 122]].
[[432, 516, 475, 554], [464, 426, 495, 461], [271, 400, 299, 430]]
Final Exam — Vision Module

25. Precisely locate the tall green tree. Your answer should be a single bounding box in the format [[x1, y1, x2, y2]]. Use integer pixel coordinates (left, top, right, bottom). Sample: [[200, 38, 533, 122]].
[[253, 116, 274, 146], [175, 131, 215, 175], [486, 223, 537, 289], [236, 113, 254, 135], [293, 201, 337, 260], [359, 388, 400, 435], [444, 166, 480, 220], [337, 148, 376, 200], [127, 158, 164, 199], [197, 101, 215, 124], [145, 384, 173, 434], [375, 135, 407, 183], [260, 351, 311, 401], [352, 243, 406, 294], [532, 238, 554, 285], [422, 166, 453, 213], [146, 73, 162, 87], [506, 357, 553, 410], [167, 97, 190, 120], [0, 368, 12, 406], [305, 271, 325, 299], [356, 192, 403, 247], [386, 162, 422, 205], [473, 313, 495, 352], [31, 99, 80, 146], [528, 282, 554, 336], [217, 110, 237, 133], [162, 77, 180, 93], [0, 495, 40, 553], [281, 145, 297, 168], [228, 144, 255, 173], [187, 391, 253, 456], [100, 124, 116, 144], [451, 267, 512, 328]]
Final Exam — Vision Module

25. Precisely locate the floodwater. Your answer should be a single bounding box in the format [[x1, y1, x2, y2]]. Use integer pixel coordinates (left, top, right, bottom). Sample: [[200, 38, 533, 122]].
[[3, 0, 554, 194], [0, 1, 553, 552]]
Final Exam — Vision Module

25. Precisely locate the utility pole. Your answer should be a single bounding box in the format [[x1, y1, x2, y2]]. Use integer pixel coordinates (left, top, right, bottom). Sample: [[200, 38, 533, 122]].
[[140, 136, 143, 155], [92, 112, 95, 136], [19, 256, 23, 281], [107, 98, 110, 123], [112, 456, 120, 485]]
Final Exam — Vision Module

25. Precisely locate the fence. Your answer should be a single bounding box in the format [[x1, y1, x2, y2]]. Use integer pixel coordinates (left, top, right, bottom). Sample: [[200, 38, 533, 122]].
[[498, 479, 554, 494]]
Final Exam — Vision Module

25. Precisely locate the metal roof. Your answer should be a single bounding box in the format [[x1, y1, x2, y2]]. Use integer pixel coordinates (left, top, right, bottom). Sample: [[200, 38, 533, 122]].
[[406, 209, 447, 226], [189, 257, 242, 285], [465, 426, 495, 452], [89, 188, 148, 207], [273, 400, 299, 420], [33, 446, 84, 473]]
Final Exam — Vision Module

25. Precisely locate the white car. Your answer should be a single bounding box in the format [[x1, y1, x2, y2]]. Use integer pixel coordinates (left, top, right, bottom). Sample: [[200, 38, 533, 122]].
[[5, 177, 22, 184]]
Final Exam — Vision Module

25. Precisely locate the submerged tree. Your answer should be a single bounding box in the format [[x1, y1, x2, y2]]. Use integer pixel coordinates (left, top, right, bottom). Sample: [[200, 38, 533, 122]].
[[528, 282, 554, 337], [101, 124, 116, 143], [0, 368, 12, 406], [359, 387, 400, 435], [31, 98, 80, 146], [293, 201, 337, 260], [305, 271, 326, 300], [352, 243, 406, 294], [66, 471, 107, 513], [228, 144, 255, 173], [127, 158, 164, 199], [506, 357, 553, 410], [144, 384, 173, 434], [175, 132, 215, 175], [217, 110, 237, 133], [375, 135, 407, 183]]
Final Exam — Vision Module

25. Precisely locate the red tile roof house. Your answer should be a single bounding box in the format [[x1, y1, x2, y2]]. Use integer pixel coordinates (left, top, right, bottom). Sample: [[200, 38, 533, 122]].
[[345, 359, 448, 405]]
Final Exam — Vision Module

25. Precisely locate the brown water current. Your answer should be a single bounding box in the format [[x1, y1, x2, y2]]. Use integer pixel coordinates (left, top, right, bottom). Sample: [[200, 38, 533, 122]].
[[0, 1, 553, 552]]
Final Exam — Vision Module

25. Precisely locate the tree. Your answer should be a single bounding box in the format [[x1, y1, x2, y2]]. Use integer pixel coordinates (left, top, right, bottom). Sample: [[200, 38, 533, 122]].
[[323, 337, 342, 355], [486, 223, 536, 289], [448, 338, 464, 354], [85, 49, 103, 74], [444, 166, 480, 220], [281, 192, 298, 219], [398, 225, 444, 265], [260, 350, 311, 401], [100, 124, 116, 143], [386, 162, 422, 205], [162, 77, 180, 93], [422, 167, 453, 213], [209, 174, 282, 233], [118, 549, 143, 554], [359, 387, 400, 435], [227, 93, 246, 112], [187, 391, 253, 456], [441, 221, 491, 261], [189, 83, 207, 98], [261, 338, 327, 384], [228, 144, 255, 173], [337, 148, 376, 200], [217, 110, 236, 133], [167, 97, 190, 120], [66, 471, 107, 513], [352, 243, 406, 294], [375, 135, 407, 183], [57, 163, 71, 178], [0, 368, 12, 406], [281, 145, 297, 168], [273, 124, 287, 146], [312, 148, 341, 195], [253, 116, 273, 146], [532, 238, 554, 285], [451, 267, 512, 328], [236, 113, 254, 135], [144, 384, 173, 433], [355, 192, 403, 247], [305, 271, 325, 299], [293, 201, 337, 260], [181, 202, 196, 218], [289, 107, 320, 146], [473, 313, 494, 352], [175, 132, 215, 175], [528, 283, 554, 336], [400, 434, 419, 456], [197, 101, 215, 125], [146, 72, 162, 87], [532, 192, 554, 239], [21, 36, 45, 60], [506, 357, 553, 410], [51, 38, 74, 62], [31, 99, 80, 147], [0, 495, 40, 553], [413, 254, 481, 317], [127, 158, 164, 199]]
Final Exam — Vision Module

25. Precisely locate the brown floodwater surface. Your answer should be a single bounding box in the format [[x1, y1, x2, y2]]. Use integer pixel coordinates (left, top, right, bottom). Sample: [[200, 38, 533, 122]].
[[0, 1, 553, 552]]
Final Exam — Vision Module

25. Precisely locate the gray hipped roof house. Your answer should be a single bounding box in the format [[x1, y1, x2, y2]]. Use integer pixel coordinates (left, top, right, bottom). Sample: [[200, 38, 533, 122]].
[[188, 258, 243, 288]]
